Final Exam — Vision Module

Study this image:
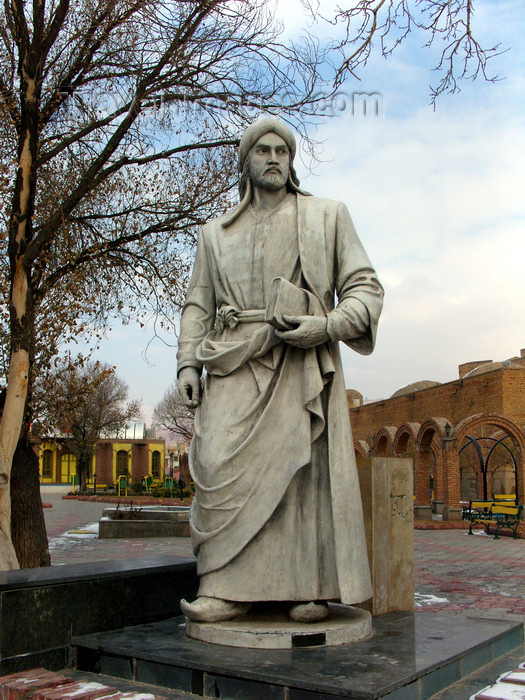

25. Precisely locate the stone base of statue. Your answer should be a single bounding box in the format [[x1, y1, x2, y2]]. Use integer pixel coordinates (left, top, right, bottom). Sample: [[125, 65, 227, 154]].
[[184, 603, 372, 649], [72, 610, 523, 698]]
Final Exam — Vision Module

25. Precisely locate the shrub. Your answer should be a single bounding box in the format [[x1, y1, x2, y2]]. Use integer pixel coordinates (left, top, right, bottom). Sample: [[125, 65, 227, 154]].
[[151, 487, 174, 498]]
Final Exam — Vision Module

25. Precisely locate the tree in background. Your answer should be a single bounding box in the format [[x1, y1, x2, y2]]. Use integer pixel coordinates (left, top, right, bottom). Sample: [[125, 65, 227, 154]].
[[0, 0, 324, 569], [36, 360, 141, 494], [153, 381, 194, 443], [0, 0, 506, 570], [311, 0, 506, 104]]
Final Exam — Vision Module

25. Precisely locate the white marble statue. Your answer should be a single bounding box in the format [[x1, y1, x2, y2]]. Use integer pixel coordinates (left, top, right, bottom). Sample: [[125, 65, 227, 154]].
[[177, 119, 384, 623]]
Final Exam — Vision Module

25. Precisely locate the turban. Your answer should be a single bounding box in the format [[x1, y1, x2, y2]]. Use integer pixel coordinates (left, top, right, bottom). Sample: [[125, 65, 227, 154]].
[[238, 118, 296, 171]]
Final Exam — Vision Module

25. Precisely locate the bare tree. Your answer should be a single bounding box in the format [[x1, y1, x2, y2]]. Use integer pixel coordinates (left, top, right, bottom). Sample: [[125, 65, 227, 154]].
[[0, 0, 325, 569], [307, 0, 507, 104], [36, 360, 141, 494], [153, 381, 194, 442], [0, 0, 506, 570]]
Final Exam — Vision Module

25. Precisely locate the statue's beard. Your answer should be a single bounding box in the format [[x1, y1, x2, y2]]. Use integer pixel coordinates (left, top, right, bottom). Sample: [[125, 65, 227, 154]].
[[249, 167, 287, 192]]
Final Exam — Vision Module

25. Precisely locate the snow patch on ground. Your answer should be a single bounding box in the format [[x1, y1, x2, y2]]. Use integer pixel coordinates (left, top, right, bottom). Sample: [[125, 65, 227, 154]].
[[48, 522, 99, 551], [415, 592, 449, 607], [61, 682, 110, 697], [67, 521, 99, 536], [482, 587, 512, 598]]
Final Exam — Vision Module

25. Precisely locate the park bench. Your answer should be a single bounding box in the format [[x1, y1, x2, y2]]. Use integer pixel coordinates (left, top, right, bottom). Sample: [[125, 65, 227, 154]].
[[86, 481, 109, 492], [464, 500, 523, 539], [492, 503, 523, 539], [462, 495, 516, 520], [492, 493, 517, 505], [465, 501, 494, 535]]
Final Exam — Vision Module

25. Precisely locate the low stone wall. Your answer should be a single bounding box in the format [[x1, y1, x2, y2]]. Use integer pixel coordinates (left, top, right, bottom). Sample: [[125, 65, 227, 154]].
[[64, 495, 190, 507], [0, 557, 198, 675], [99, 520, 190, 538]]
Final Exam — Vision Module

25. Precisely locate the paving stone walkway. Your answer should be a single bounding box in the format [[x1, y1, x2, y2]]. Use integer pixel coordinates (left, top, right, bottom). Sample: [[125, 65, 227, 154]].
[[41, 494, 525, 699], [44, 493, 194, 564], [44, 494, 525, 623], [415, 529, 525, 622]]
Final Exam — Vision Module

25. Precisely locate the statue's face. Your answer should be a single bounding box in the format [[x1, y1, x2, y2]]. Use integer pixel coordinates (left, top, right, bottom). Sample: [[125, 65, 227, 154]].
[[248, 133, 290, 192]]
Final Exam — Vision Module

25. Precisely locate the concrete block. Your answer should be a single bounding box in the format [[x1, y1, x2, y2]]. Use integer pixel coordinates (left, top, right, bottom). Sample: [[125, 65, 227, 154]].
[[357, 457, 414, 615]]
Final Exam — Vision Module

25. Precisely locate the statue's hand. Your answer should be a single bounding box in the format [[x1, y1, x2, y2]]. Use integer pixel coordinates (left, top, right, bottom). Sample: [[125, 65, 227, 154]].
[[178, 367, 202, 408], [275, 314, 330, 349]]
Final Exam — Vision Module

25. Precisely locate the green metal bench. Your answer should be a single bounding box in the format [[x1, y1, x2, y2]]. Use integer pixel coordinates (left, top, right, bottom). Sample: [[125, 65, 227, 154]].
[[465, 500, 523, 539], [492, 504, 523, 539], [465, 501, 495, 535]]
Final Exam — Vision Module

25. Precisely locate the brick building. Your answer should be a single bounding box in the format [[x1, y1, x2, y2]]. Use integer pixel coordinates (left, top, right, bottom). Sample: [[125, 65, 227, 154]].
[[348, 348, 525, 520]]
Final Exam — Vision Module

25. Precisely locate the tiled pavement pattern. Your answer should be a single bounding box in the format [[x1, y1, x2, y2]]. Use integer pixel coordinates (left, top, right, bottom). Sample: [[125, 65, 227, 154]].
[[42, 494, 525, 698], [415, 530, 525, 622], [44, 494, 194, 564], [44, 494, 525, 623]]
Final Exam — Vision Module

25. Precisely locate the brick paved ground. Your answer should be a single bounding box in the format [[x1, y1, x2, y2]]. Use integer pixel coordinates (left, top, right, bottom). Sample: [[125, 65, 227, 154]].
[[44, 494, 525, 622], [43, 493, 194, 563], [42, 494, 525, 698], [415, 529, 525, 623]]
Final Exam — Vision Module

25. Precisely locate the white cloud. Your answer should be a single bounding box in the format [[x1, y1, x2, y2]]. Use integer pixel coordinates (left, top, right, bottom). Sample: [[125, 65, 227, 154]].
[[297, 68, 525, 400], [76, 0, 524, 417]]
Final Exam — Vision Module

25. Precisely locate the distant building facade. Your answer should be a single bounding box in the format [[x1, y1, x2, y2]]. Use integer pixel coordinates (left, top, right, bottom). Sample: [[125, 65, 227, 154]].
[[38, 433, 166, 486], [164, 439, 191, 481], [349, 349, 525, 520]]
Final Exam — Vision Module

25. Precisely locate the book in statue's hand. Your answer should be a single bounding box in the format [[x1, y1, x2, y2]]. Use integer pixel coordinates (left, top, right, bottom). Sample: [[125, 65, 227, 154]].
[[265, 277, 309, 331]]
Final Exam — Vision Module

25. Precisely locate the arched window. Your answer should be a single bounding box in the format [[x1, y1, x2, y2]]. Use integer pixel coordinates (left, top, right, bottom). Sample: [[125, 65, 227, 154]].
[[42, 449, 53, 479], [151, 450, 161, 479], [116, 450, 128, 477]]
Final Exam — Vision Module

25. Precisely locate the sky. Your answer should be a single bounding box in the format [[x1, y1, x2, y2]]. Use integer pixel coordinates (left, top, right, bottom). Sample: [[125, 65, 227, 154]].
[[72, 0, 525, 423]]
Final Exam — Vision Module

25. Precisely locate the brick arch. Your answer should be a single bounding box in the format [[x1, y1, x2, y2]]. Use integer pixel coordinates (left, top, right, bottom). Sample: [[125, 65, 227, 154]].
[[414, 418, 451, 508], [372, 426, 397, 457], [453, 413, 525, 453], [452, 413, 525, 503], [416, 417, 453, 451], [394, 422, 420, 457], [354, 439, 371, 458]]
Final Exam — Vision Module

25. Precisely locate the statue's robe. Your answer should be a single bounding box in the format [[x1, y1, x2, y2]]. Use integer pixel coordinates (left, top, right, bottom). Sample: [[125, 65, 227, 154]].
[[177, 192, 383, 604]]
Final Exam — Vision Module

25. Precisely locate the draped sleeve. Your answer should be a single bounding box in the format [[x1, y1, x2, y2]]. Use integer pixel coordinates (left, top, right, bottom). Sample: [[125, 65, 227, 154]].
[[176, 227, 216, 376], [326, 202, 384, 355]]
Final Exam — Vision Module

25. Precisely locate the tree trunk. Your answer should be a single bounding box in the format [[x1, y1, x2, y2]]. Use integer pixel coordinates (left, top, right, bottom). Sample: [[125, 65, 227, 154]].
[[0, 26, 43, 570], [77, 457, 89, 494], [0, 352, 28, 570], [11, 436, 51, 568]]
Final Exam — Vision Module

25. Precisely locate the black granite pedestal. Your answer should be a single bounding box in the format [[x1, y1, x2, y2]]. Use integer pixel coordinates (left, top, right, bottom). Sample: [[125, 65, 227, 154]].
[[71, 612, 523, 699]]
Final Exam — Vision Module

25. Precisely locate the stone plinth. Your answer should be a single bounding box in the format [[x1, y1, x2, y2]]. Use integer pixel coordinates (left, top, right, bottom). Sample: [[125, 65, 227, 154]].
[[414, 504, 432, 520], [101, 508, 189, 522], [432, 500, 444, 515], [72, 613, 524, 699], [185, 604, 371, 649], [0, 557, 197, 674], [357, 456, 414, 616], [443, 506, 464, 522]]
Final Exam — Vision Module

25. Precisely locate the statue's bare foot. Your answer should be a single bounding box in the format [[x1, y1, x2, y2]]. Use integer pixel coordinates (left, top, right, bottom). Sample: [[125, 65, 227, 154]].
[[181, 596, 250, 622], [288, 601, 329, 622]]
